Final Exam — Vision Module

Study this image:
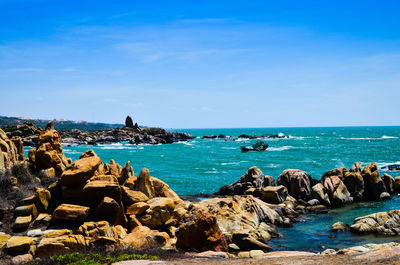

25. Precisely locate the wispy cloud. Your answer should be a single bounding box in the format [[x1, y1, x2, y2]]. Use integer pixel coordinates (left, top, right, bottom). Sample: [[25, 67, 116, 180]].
[[2, 68, 44, 72]]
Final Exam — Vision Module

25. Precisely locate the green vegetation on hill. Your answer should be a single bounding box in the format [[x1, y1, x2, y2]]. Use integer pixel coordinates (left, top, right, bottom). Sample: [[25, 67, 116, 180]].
[[0, 116, 123, 131]]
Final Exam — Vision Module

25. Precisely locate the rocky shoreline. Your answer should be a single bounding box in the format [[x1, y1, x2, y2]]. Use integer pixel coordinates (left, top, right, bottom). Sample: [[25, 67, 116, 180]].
[[1, 122, 400, 264], [4, 116, 195, 147]]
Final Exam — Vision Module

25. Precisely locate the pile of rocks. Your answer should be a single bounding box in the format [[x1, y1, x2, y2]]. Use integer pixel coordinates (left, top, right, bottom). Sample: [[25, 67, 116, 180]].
[[333, 209, 400, 236], [5, 116, 195, 146], [0, 122, 306, 262], [217, 162, 398, 213], [6, 122, 41, 147]]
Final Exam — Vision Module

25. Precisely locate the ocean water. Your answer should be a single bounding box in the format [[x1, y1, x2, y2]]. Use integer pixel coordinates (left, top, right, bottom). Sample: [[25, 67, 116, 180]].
[[25, 126, 400, 251]]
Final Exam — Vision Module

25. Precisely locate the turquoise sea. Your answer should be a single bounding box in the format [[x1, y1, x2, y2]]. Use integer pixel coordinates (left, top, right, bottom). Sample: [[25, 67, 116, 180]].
[[26, 126, 400, 251]]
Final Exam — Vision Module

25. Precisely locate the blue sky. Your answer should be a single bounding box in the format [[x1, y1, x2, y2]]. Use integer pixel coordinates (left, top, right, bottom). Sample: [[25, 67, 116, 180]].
[[0, 0, 399, 128]]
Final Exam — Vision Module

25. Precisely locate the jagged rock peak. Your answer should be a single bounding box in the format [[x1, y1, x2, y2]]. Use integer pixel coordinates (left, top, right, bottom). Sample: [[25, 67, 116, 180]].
[[125, 116, 134, 128]]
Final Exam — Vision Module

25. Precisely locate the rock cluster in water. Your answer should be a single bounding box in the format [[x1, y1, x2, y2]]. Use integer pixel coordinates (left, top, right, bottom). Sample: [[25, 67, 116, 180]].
[[4, 116, 195, 146], [1, 122, 399, 263], [217, 162, 398, 212]]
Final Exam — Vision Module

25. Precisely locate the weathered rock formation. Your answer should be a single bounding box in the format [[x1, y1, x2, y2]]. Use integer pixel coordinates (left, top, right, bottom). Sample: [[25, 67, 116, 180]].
[[217, 166, 275, 196], [29, 121, 71, 176], [349, 210, 400, 235], [0, 128, 25, 171]]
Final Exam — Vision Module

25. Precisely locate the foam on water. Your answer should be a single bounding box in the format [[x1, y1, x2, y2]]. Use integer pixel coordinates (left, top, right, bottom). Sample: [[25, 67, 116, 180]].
[[268, 146, 297, 151]]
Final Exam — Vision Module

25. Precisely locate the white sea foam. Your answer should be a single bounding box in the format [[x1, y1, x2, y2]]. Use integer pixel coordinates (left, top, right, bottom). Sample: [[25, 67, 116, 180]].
[[221, 147, 236, 150], [340, 136, 398, 140], [63, 150, 81, 155], [382, 135, 398, 139], [221, 162, 240, 165], [268, 146, 297, 151], [288, 136, 311, 140], [376, 161, 400, 171]]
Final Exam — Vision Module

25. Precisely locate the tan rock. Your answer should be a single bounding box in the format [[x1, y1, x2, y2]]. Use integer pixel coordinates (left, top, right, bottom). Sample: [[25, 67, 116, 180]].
[[95, 197, 127, 226], [82, 176, 122, 204], [123, 176, 137, 190], [14, 204, 38, 218], [362, 163, 387, 200], [343, 171, 364, 201], [249, 249, 265, 258], [59, 150, 102, 186], [0, 233, 11, 249], [257, 185, 288, 204], [12, 216, 32, 231], [6, 236, 33, 253], [322, 175, 353, 207], [311, 183, 330, 206], [128, 215, 142, 230], [139, 197, 175, 227], [121, 186, 149, 206], [151, 177, 183, 204], [34, 188, 51, 213], [121, 226, 169, 250], [78, 221, 118, 240], [39, 167, 56, 178], [126, 202, 150, 215], [34, 122, 71, 175], [198, 196, 282, 243], [32, 213, 52, 227], [331, 221, 350, 232], [118, 161, 131, 185], [11, 253, 33, 265], [277, 169, 313, 200], [382, 173, 395, 195], [43, 229, 72, 238], [135, 168, 155, 199], [36, 234, 88, 257], [53, 204, 90, 221], [115, 225, 127, 239]]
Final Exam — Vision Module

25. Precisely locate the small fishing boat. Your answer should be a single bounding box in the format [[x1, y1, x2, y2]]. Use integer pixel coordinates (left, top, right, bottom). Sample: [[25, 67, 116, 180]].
[[381, 164, 400, 171], [241, 141, 268, 152]]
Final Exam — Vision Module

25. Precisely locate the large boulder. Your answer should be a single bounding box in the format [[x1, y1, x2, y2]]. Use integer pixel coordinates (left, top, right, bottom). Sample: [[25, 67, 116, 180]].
[[95, 197, 127, 226], [277, 169, 313, 200], [176, 208, 228, 252], [311, 183, 330, 206], [82, 175, 122, 205], [59, 150, 102, 186], [343, 171, 364, 201], [33, 121, 71, 176], [121, 226, 170, 250], [231, 231, 272, 251], [321, 175, 353, 207], [53, 204, 90, 221], [134, 168, 155, 199], [121, 186, 149, 206], [36, 235, 88, 257], [395, 177, 400, 193], [6, 236, 33, 253], [382, 173, 395, 195], [361, 163, 387, 200], [218, 167, 275, 196], [151, 177, 183, 204], [139, 197, 180, 227], [256, 185, 288, 204], [198, 195, 283, 243], [322, 167, 348, 181], [350, 210, 400, 235]]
